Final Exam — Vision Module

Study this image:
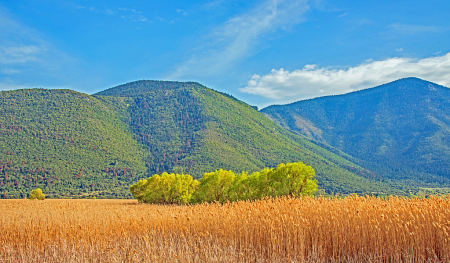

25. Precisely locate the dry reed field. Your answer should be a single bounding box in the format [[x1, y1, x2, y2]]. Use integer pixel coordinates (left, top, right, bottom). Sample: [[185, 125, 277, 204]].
[[1, 196, 449, 263]]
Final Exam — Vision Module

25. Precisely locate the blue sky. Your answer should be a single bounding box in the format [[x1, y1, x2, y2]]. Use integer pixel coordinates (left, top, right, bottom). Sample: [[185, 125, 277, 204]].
[[1, 0, 449, 108]]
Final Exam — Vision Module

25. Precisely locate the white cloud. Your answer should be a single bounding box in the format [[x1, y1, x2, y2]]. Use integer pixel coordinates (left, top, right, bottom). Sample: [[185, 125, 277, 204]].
[[1, 68, 20, 74], [240, 52, 450, 105], [387, 23, 444, 35], [0, 12, 46, 77], [395, 48, 403, 52], [176, 9, 188, 16], [0, 9, 78, 92], [168, 0, 310, 79], [104, 9, 116, 15], [0, 46, 41, 64]]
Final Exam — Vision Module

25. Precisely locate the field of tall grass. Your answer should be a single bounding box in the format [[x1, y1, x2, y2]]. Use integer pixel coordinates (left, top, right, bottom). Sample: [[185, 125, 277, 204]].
[[1, 196, 449, 262]]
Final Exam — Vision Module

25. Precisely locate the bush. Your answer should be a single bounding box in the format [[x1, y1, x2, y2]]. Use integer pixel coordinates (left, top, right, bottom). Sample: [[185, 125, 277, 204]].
[[28, 188, 45, 200]]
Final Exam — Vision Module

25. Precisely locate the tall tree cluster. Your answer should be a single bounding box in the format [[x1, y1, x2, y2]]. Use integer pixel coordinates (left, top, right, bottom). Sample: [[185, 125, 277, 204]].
[[130, 162, 318, 204]]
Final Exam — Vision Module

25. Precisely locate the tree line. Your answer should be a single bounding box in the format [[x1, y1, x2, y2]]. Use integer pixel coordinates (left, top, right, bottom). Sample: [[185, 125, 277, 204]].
[[130, 162, 317, 204]]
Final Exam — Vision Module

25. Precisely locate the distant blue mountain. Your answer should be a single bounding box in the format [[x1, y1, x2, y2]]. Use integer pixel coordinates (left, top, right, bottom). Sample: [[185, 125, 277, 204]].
[[262, 78, 450, 187]]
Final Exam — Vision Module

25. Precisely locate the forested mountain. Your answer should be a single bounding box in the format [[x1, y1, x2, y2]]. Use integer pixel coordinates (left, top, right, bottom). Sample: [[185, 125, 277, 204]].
[[0, 89, 146, 198], [0, 81, 409, 199], [95, 80, 405, 195], [261, 78, 450, 188]]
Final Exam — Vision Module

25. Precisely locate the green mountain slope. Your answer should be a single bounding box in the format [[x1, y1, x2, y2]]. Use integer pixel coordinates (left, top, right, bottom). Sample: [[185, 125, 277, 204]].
[[96, 80, 407, 195], [0, 81, 410, 198], [261, 77, 450, 187], [0, 89, 146, 198]]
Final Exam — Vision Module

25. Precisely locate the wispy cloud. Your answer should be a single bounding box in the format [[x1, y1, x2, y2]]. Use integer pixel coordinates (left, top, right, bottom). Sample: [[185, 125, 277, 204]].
[[0, 46, 41, 64], [1, 68, 20, 74], [309, 0, 344, 12], [337, 13, 347, 18], [0, 12, 46, 72], [0, 9, 76, 91], [202, 0, 232, 10], [168, 0, 310, 79], [354, 19, 373, 26], [387, 23, 444, 35], [76, 5, 149, 23], [240, 52, 450, 106], [104, 9, 116, 15], [176, 9, 189, 16]]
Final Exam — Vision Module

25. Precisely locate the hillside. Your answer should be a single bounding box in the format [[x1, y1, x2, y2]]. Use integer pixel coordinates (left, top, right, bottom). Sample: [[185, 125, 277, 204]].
[[96, 80, 406, 195], [0, 81, 410, 199], [0, 89, 146, 198], [261, 78, 450, 187]]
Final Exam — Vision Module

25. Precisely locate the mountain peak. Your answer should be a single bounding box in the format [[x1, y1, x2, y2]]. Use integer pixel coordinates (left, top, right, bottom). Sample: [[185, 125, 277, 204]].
[[388, 77, 434, 86], [94, 80, 205, 97]]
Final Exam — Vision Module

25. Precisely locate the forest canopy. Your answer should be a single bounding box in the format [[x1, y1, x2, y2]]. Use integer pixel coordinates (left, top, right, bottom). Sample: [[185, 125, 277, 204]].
[[129, 162, 318, 204]]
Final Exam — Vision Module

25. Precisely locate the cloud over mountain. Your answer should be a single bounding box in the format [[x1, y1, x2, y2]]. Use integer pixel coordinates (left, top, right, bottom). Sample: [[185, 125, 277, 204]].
[[240, 52, 450, 105]]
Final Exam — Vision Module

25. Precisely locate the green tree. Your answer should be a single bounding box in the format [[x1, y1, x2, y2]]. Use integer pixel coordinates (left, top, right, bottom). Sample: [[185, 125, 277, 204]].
[[129, 178, 148, 202], [228, 171, 251, 202], [130, 173, 199, 204], [28, 188, 45, 200], [228, 163, 317, 201], [194, 169, 235, 203], [266, 162, 317, 197], [130, 162, 318, 204]]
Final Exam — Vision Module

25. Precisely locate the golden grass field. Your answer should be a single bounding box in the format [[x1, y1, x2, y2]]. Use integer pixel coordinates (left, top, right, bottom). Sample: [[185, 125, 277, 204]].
[[1, 196, 449, 262]]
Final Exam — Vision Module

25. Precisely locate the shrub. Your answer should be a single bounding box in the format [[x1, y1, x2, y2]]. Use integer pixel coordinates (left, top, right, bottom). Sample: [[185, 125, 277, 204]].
[[28, 188, 45, 200]]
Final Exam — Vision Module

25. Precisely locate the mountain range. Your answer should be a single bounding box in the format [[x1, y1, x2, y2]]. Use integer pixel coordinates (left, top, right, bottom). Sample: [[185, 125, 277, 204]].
[[1, 77, 448, 198], [262, 78, 450, 189]]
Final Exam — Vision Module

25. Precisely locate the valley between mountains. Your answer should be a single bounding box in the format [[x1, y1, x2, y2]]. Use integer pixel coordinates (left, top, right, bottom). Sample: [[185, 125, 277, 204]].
[[1, 77, 448, 198]]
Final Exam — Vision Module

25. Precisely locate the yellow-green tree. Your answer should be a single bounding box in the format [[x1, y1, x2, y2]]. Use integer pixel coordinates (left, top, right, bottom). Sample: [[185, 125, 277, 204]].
[[129, 178, 149, 202], [193, 169, 235, 203], [130, 162, 317, 204], [264, 162, 317, 197], [228, 163, 317, 201], [28, 188, 45, 200], [130, 173, 199, 204], [227, 171, 251, 202]]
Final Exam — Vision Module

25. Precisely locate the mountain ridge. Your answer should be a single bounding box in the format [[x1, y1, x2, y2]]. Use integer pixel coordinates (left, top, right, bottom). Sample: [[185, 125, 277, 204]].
[[261, 77, 450, 187]]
